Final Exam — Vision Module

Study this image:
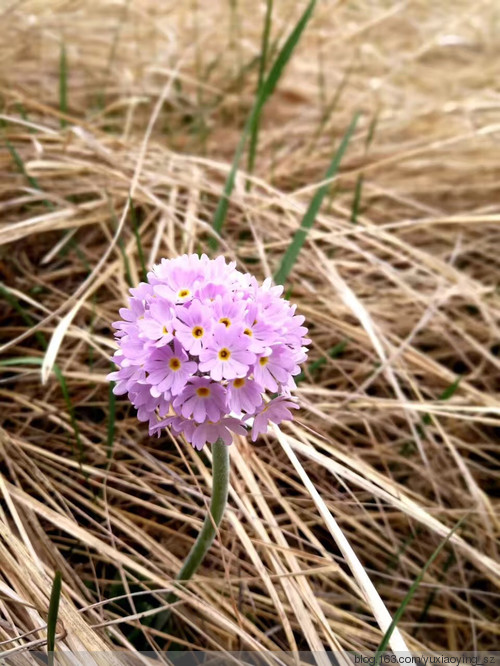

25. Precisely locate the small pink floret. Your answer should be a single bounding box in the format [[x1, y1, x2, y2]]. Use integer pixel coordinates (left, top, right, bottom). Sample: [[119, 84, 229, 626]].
[[250, 397, 299, 442]]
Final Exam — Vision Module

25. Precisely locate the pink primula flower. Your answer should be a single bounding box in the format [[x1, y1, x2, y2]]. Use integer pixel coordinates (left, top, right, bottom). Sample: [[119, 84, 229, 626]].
[[175, 300, 212, 355], [138, 299, 176, 347], [209, 296, 246, 330], [250, 396, 299, 441], [253, 345, 297, 393], [107, 254, 309, 450], [144, 338, 197, 395], [173, 377, 227, 423], [152, 264, 202, 303], [199, 325, 256, 381], [227, 377, 263, 415]]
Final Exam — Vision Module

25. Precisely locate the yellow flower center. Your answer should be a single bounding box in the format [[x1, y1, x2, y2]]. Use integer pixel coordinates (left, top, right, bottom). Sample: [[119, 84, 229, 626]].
[[192, 326, 204, 338], [219, 317, 231, 328], [169, 357, 181, 371], [233, 378, 245, 389], [243, 328, 253, 337], [196, 387, 211, 398], [259, 356, 269, 366], [218, 348, 231, 361], [178, 288, 190, 298], [162, 325, 168, 334]]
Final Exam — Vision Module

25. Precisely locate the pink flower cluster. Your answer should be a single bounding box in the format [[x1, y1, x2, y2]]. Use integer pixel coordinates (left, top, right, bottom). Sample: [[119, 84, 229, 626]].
[[108, 254, 309, 450]]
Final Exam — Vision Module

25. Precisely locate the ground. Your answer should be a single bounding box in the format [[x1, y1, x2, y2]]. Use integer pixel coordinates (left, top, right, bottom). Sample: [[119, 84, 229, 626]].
[[0, 0, 499, 658]]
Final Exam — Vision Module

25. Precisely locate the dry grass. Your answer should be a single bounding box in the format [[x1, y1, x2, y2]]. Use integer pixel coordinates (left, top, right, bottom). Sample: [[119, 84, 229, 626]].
[[1, 0, 499, 659]]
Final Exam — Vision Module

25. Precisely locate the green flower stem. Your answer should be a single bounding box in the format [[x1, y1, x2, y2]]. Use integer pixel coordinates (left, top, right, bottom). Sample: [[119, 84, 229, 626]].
[[176, 438, 229, 581], [154, 438, 229, 631]]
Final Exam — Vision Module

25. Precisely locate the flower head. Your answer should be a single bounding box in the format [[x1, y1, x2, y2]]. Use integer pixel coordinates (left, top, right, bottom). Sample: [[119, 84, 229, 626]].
[[108, 254, 308, 449]]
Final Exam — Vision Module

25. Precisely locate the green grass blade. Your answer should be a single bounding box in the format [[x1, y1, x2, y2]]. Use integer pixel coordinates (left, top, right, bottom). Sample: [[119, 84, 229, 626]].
[[375, 517, 466, 659], [310, 62, 354, 152], [6, 140, 39, 191], [0, 345, 84, 472], [47, 570, 62, 665], [274, 111, 359, 284], [246, 0, 274, 187], [388, 529, 420, 571], [3, 129, 89, 265], [118, 239, 132, 287], [129, 197, 147, 282], [0, 358, 75, 429], [0, 356, 46, 368], [4, 137, 82, 261], [366, 110, 379, 150], [417, 549, 455, 626], [3, 128, 88, 266], [53, 364, 85, 472], [349, 110, 377, 225], [256, 0, 274, 104], [422, 376, 461, 425], [15, 102, 29, 124], [212, 0, 316, 240], [97, 0, 130, 109], [59, 43, 68, 128], [4, 139, 54, 210], [351, 173, 364, 224], [0, 284, 48, 350], [108, 197, 132, 286], [250, 0, 316, 119], [438, 375, 462, 401]]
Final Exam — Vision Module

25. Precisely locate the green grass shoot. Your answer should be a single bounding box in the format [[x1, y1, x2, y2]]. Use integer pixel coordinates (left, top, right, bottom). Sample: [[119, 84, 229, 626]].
[[350, 111, 379, 224], [211, 0, 317, 242], [422, 376, 461, 425], [2, 135, 92, 269], [47, 570, 62, 665], [0, 286, 84, 470], [108, 197, 133, 287], [351, 173, 364, 224], [246, 0, 274, 188], [310, 62, 354, 152], [0, 354, 85, 474], [274, 111, 359, 284], [417, 549, 455, 627], [375, 517, 466, 659], [4, 139, 54, 210]]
